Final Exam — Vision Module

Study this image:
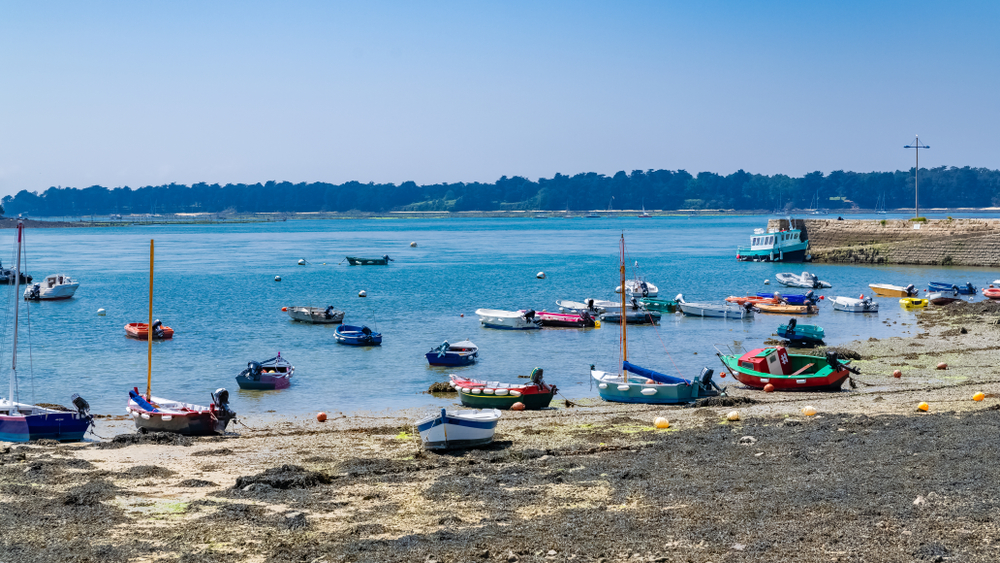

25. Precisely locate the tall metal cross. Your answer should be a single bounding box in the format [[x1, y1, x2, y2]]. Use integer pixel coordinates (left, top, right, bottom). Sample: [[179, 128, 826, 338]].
[[904, 135, 930, 218]]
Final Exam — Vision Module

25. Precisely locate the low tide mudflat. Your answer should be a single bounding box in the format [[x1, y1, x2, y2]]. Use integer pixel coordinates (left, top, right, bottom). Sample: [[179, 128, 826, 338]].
[[3, 302, 1000, 562]]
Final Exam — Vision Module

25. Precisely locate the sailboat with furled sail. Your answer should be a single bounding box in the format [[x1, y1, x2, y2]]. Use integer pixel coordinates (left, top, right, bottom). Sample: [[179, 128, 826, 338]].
[[126, 240, 236, 435], [590, 234, 723, 404], [1, 221, 93, 442]]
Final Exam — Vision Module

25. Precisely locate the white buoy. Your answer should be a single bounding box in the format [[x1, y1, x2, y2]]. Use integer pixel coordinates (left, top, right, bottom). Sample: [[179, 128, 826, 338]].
[[274, 276, 281, 282], [298, 259, 306, 265], [358, 290, 367, 297], [410, 241, 417, 247], [536, 272, 546, 279], [764, 279, 770, 285], [97, 308, 106, 316]]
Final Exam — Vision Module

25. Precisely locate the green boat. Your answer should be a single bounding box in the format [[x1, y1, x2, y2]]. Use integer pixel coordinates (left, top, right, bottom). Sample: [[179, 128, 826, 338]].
[[449, 369, 556, 410], [637, 297, 677, 313], [776, 318, 825, 346], [346, 255, 393, 266]]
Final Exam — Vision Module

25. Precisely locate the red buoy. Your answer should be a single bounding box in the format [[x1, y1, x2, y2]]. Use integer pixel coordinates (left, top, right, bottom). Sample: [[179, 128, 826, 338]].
[[316, 412, 327, 422]]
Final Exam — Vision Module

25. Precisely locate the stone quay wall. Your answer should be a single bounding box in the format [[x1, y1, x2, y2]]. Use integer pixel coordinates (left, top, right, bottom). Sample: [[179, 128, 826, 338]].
[[766, 218, 1000, 267]]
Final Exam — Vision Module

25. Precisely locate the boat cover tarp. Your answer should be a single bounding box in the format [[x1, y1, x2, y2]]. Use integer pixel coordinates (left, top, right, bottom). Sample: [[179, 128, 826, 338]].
[[622, 361, 690, 385], [129, 389, 159, 412]]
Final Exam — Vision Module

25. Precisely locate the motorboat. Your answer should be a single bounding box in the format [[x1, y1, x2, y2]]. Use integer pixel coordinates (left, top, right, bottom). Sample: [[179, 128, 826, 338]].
[[776, 318, 825, 346], [726, 295, 779, 305], [450, 368, 555, 410], [775, 272, 831, 289], [983, 287, 1000, 301], [0, 260, 31, 285], [755, 302, 819, 315], [900, 297, 929, 309], [426, 340, 479, 366], [868, 283, 917, 297], [475, 309, 542, 330], [831, 296, 878, 313], [235, 354, 294, 390], [335, 324, 383, 345], [526, 310, 596, 328], [128, 388, 236, 436], [23, 274, 79, 300], [736, 226, 809, 263], [928, 281, 977, 295], [719, 348, 858, 391], [676, 294, 753, 319], [755, 291, 819, 305], [592, 364, 721, 404], [927, 292, 963, 306], [287, 306, 345, 324], [415, 408, 501, 450], [556, 299, 624, 314], [636, 297, 678, 313], [125, 320, 174, 340], [346, 255, 393, 266], [599, 309, 661, 324], [615, 278, 659, 298]]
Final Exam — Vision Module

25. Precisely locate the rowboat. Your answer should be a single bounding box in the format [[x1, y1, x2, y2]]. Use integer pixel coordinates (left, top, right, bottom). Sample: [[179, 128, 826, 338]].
[[615, 278, 658, 298], [637, 297, 678, 313], [286, 306, 345, 324], [755, 292, 818, 305], [450, 368, 556, 409], [899, 297, 929, 309], [869, 283, 917, 297], [831, 296, 878, 313], [983, 287, 1000, 300], [346, 255, 393, 266], [335, 324, 383, 345], [125, 321, 175, 340], [776, 318, 825, 346], [23, 274, 79, 300], [599, 309, 661, 324], [235, 354, 294, 390], [415, 408, 501, 450], [426, 340, 479, 366], [928, 281, 977, 295], [475, 309, 542, 330], [775, 272, 831, 289], [526, 310, 596, 328], [718, 347, 858, 391], [755, 302, 818, 315], [927, 292, 963, 306], [676, 294, 753, 319]]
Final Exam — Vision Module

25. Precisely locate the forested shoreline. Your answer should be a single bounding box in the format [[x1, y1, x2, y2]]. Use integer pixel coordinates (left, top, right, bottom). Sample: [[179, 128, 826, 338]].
[[3, 166, 1000, 216]]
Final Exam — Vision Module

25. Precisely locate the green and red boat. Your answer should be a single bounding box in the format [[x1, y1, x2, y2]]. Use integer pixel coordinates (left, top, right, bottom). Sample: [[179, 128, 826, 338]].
[[449, 368, 555, 410], [718, 346, 858, 391]]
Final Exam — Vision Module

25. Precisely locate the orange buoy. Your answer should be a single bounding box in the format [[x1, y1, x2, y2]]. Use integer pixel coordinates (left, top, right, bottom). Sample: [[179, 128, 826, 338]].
[[763, 383, 775, 393], [917, 402, 929, 412], [510, 402, 526, 411], [892, 370, 902, 378], [936, 362, 947, 370], [316, 412, 327, 422], [654, 417, 670, 429], [281, 307, 288, 311], [973, 392, 986, 401]]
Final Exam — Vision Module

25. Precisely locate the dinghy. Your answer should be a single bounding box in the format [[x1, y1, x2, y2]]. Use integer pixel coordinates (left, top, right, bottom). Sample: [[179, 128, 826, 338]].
[[335, 324, 383, 345], [775, 272, 831, 289], [235, 354, 294, 390], [0, 259, 31, 285], [415, 408, 501, 450], [475, 309, 542, 330], [676, 294, 754, 319], [755, 291, 818, 305], [719, 347, 858, 391], [555, 299, 602, 314], [346, 255, 393, 266], [426, 340, 479, 366], [755, 302, 818, 315], [776, 318, 825, 346], [983, 287, 1000, 301], [23, 274, 79, 300], [899, 297, 929, 309], [526, 310, 596, 328], [927, 292, 963, 306], [125, 321, 174, 340], [615, 278, 658, 298], [831, 296, 878, 313], [928, 281, 976, 295], [450, 368, 556, 410], [636, 297, 678, 313], [286, 306, 345, 324], [869, 283, 917, 297]]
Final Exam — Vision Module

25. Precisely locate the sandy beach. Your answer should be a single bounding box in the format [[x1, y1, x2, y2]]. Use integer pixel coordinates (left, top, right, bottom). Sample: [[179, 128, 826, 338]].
[[3, 301, 1000, 562]]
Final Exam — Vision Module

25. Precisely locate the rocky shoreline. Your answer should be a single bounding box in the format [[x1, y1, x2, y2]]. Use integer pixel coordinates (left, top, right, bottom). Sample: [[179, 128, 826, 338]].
[[3, 302, 1000, 562]]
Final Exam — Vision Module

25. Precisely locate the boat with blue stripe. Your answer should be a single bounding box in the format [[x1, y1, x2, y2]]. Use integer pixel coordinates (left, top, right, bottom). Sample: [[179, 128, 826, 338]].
[[415, 408, 501, 450], [335, 324, 383, 346]]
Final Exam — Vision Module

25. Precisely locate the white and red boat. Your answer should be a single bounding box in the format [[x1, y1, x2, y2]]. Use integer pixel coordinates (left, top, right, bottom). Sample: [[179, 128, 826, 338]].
[[520, 310, 596, 328], [983, 287, 1000, 301]]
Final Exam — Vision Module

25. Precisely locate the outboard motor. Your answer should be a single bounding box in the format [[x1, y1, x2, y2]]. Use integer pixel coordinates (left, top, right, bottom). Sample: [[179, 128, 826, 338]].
[[245, 360, 263, 380], [580, 310, 593, 324], [530, 367, 544, 384], [966, 282, 975, 294], [436, 341, 451, 357], [70, 393, 92, 419], [383, 254, 392, 262], [211, 388, 235, 418], [361, 326, 373, 335], [523, 309, 536, 321], [640, 281, 649, 297], [699, 367, 725, 393], [905, 284, 917, 297], [787, 318, 798, 330], [630, 296, 639, 310], [825, 351, 861, 375], [25, 284, 40, 300], [804, 290, 816, 304], [586, 299, 596, 312], [675, 293, 685, 304], [151, 319, 165, 339], [325, 305, 336, 318]]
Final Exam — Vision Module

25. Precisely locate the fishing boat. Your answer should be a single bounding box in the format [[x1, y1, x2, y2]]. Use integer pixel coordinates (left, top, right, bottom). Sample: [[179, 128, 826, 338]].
[[599, 309, 661, 324], [718, 347, 858, 392], [526, 310, 596, 328], [1, 222, 94, 442], [415, 407, 501, 450], [615, 278, 658, 298], [830, 296, 878, 313], [591, 235, 723, 405], [124, 321, 175, 340], [0, 260, 31, 285], [868, 283, 917, 297], [126, 240, 237, 436], [235, 354, 294, 390], [755, 291, 818, 305], [426, 340, 479, 366], [899, 297, 929, 309], [755, 302, 819, 315], [346, 255, 393, 266], [736, 226, 809, 262], [335, 324, 383, 345], [928, 281, 977, 295], [776, 318, 825, 346], [23, 274, 79, 300], [637, 297, 678, 313], [927, 292, 963, 306], [775, 272, 831, 289], [676, 294, 754, 319], [450, 368, 556, 409], [475, 309, 542, 330], [286, 306, 345, 324]]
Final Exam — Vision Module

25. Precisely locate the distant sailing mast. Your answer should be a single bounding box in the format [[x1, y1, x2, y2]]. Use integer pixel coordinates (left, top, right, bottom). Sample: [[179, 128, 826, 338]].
[[904, 135, 930, 218], [618, 234, 627, 383]]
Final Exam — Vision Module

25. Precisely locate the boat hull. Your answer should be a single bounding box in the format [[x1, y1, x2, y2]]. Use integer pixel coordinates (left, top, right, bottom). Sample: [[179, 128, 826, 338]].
[[599, 310, 661, 324], [869, 284, 916, 297], [235, 373, 291, 390], [132, 411, 231, 435], [125, 323, 175, 339], [591, 371, 711, 404], [415, 409, 500, 450], [287, 307, 345, 324], [335, 325, 383, 345], [678, 303, 750, 319], [0, 412, 91, 442], [636, 298, 677, 313], [831, 298, 879, 313], [425, 351, 477, 366], [756, 303, 818, 315], [737, 244, 808, 263], [720, 351, 851, 392], [457, 388, 553, 410], [346, 257, 389, 266], [476, 310, 541, 330]]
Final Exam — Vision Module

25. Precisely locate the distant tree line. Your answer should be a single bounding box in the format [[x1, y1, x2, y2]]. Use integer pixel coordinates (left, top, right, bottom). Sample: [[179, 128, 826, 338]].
[[3, 166, 1000, 216]]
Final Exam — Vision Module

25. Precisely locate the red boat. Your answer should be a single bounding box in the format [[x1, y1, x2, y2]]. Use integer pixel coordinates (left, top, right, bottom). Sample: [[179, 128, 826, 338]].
[[719, 346, 857, 391], [519, 310, 596, 328], [125, 321, 174, 340], [983, 288, 1000, 301], [450, 369, 557, 409]]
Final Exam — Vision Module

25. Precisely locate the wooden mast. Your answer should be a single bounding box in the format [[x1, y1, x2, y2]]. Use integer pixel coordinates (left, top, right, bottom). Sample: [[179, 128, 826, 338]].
[[620, 233, 627, 382], [9, 222, 24, 413], [146, 239, 153, 400]]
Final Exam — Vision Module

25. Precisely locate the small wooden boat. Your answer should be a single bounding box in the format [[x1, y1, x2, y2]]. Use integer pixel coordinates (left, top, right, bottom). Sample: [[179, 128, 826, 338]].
[[928, 281, 977, 295], [527, 310, 596, 328], [450, 368, 556, 409], [637, 297, 678, 313], [899, 297, 929, 309], [928, 292, 963, 306], [869, 283, 917, 297], [426, 340, 478, 366], [235, 354, 294, 390], [776, 318, 825, 345], [286, 306, 345, 324], [592, 363, 721, 404], [775, 272, 831, 289], [128, 388, 236, 435], [23, 274, 79, 300], [475, 309, 542, 330], [983, 287, 1000, 300], [831, 296, 878, 313], [415, 408, 501, 450], [125, 321, 175, 340], [719, 347, 858, 391], [755, 292, 818, 305], [335, 324, 382, 346], [676, 294, 753, 319], [755, 302, 818, 315], [346, 255, 393, 266]]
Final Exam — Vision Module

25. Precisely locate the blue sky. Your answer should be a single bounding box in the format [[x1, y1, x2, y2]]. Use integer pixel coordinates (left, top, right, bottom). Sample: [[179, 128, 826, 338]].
[[1, 1, 997, 196]]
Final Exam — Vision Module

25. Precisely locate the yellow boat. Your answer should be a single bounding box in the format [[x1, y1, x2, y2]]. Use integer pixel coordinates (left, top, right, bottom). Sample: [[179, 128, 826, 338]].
[[869, 283, 917, 297], [755, 302, 819, 315], [899, 297, 928, 308]]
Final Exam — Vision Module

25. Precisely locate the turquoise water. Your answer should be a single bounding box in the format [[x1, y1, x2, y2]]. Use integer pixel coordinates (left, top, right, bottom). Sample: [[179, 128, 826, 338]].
[[1, 215, 996, 416]]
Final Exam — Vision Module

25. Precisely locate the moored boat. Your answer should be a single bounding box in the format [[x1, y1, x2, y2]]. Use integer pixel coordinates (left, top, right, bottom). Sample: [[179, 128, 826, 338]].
[[831, 296, 878, 313], [415, 408, 501, 450], [776, 318, 825, 346], [736, 226, 809, 262], [0, 260, 31, 285], [599, 309, 661, 324], [346, 255, 393, 266], [125, 320, 174, 340], [676, 294, 753, 319], [899, 297, 929, 309], [235, 354, 294, 390], [426, 340, 479, 366], [755, 291, 818, 305], [869, 283, 917, 297], [335, 324, 383, 345], [718, 347, 858, 391], [927, 292, 963, 306], [450, 368, 555, 409], [23, 274, 79, 300], [555, 299, 603, 314], [637, 297, 678, 313], [286, 306, 345, 324], [928, 281, 976, 295], [615, 278, 658, 298], [475, 309, 542, 330], [726, 295, 779, 305], [528, 310, 596, 328], [755, 302, 819, 315], [983, 287, 1000, 301], [775, 272, 831, 289]]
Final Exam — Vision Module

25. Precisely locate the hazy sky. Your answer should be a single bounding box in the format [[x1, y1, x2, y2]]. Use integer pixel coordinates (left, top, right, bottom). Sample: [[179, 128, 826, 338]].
[[1, 1, 997, 197]]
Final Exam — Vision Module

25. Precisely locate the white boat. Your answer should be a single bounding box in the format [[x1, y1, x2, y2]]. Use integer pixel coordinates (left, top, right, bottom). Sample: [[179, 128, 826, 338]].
[[676, 294, 753, 319], [23, 274, 79, 300], [286, 306, 345, 324], [556, 298, 635, 314], [599, 309, 661, 324], [475, 308, 542, 330], [831, 296, 879, 313], [615, 279, 658, 298], [775, 272, 831, 289], [415, 408, 501, 450]]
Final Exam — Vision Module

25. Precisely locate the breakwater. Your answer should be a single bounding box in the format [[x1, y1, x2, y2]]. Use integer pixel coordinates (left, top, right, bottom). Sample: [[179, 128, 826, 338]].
[[769, 218, 1000, 266]]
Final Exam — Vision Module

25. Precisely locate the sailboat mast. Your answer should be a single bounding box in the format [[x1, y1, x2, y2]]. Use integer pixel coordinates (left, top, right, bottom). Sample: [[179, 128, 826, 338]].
[[147, 239, 154, 400], [9, 222, 23, 410], [620, 234, 627, 381]]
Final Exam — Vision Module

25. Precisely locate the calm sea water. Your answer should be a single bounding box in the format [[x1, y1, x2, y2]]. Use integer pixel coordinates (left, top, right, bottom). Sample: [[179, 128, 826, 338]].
[[1, 215, 997, 416]]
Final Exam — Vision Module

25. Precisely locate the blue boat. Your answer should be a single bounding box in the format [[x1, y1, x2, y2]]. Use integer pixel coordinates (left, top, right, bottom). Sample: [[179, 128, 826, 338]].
[[335, 324, 383, 346], [776, 318, 826, 346], [928, 281, 976, 295], [425, 340, 478, 366], [756, 291, 818, 305]]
